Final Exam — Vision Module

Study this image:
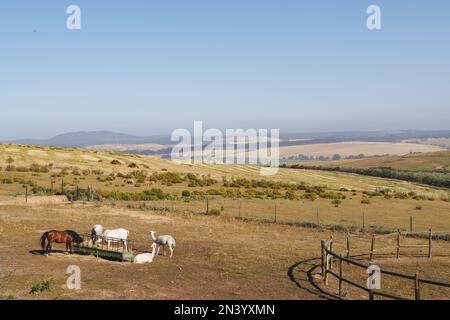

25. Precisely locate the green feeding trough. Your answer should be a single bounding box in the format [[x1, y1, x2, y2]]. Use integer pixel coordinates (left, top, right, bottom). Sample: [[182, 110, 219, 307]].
[[73, 233, 134, 262]]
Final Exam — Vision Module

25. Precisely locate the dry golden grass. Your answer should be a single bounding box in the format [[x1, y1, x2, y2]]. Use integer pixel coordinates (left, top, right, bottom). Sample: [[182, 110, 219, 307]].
[[161, 196, 450, 232], [0, 199, 449, 300], [1, 144, 447, 200], [0, 199, 324, 300], [1, 144, 450, 300]]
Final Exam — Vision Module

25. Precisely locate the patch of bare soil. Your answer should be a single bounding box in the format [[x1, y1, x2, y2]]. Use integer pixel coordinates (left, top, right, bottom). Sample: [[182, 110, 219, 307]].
[[0, 200, 322, 300]]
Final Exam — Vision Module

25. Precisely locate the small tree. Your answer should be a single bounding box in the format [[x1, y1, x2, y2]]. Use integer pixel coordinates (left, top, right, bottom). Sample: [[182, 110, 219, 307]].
[[6, 157, 14, 164], [332, 154, 342, 161]]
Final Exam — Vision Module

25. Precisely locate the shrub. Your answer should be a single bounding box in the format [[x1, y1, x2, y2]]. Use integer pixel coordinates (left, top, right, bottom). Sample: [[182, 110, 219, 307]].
[[181, 190, 191, 197], [128, 162, 138, 168], [110, 160, 121, 165], [30, 279, 53, 294], [29, 163, 49, 173], [206, 208, 221, 216], [416, 205, 423, 210], [331, 199, 341, 206], [361, 198, 371, 204]]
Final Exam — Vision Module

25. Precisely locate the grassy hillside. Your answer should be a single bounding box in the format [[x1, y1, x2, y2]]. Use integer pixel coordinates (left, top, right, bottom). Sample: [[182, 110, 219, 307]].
[[1, 144, 450, 300], [0, 144, 447, 197], [1, 143, 450, 233]]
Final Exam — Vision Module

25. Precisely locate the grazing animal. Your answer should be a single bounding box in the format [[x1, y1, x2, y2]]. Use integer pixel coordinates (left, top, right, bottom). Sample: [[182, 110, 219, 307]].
[[149, 230, 176, 258], [40, 230, 83, 256], [103, 228, 129, 251], [133, 243, 157, 264], [89, 224, 104, 245]]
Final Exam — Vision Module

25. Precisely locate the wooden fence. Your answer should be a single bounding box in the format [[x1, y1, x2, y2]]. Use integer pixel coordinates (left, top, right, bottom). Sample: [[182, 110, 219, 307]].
[[320, 230, 450, 300]]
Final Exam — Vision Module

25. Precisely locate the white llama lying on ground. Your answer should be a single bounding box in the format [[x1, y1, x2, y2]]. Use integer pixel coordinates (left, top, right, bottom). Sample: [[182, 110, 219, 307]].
[[149, 230, 176, 258], [133, 243, 157, 264]]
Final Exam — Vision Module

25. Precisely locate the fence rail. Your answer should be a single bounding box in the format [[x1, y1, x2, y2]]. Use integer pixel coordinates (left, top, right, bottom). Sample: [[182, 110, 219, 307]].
[[320, 230, 450, 300]]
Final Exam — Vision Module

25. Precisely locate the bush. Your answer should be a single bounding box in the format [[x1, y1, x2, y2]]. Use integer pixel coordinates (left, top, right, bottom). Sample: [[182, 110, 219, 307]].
[[181, 190, 191, 197], [30, 279, 53, 294], [331, 199, 342, 206], [206, 208, 221, 216], [416, 205, 423, 210], [128, 162, 138, 168], [29, 163, 49, 173], [110, 160, 121, 165], [361, 198, 371, 204], [97, 188, 170, 201]]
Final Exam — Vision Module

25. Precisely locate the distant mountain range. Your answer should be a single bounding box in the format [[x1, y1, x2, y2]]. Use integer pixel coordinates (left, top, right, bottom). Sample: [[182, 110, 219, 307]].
[[2, 130, 450, 148], [2, 131, 172, 147]]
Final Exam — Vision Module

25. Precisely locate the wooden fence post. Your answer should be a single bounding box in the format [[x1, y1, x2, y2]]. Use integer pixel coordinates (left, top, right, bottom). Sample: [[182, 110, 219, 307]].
[[428, 229, 432, 259], [61, 179, 64, 193], [324, 240, 331, 286], [339, 254, 344, 296], [238, 200, 242, 218], [369, 235, 375, 261], [25, 186, 28, 203], [414, 273, 421, 300], [346, 231, 350, 262], [329, 236, 334, 270], [321, 240, 325, 277], [274, 201, 277, 223], [396, 230, 401, 259], [206, 197, 209, 215], [362, 212, 365, 231], [410, 216, 413, 233]]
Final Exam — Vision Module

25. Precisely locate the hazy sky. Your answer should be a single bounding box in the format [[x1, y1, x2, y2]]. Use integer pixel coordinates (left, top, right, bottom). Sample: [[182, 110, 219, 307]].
[[1, 1, 449, 139]]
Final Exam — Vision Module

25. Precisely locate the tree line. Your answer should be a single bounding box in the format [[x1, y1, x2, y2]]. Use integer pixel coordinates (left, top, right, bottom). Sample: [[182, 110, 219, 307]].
[[282, 164, 450, 189]]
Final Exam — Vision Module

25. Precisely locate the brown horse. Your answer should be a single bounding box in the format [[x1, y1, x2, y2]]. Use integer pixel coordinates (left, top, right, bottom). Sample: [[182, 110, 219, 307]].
[[40, 230, 83, 256]]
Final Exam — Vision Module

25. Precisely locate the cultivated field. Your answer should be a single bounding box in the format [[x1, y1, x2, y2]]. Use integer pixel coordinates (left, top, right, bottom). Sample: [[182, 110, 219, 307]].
[[1, 144, 450, 300], [275, 141, 444, 158], [403, 138, 450, 149], [308, 151, 450, 172]]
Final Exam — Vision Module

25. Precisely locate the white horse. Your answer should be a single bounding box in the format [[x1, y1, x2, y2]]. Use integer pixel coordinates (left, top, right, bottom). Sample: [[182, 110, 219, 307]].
[[103, 228, 130, 251], [133, 243, 157, 264]]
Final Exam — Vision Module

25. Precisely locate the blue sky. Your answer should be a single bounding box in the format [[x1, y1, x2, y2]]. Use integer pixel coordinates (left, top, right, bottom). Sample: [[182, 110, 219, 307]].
[[0, 1, 449, 139]]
